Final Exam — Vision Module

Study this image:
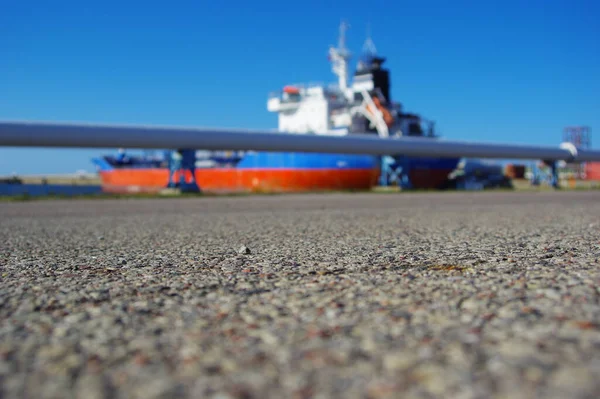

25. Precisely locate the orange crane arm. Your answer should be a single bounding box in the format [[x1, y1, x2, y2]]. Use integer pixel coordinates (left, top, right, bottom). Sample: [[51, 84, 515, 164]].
[[367, 97, 395, 127]]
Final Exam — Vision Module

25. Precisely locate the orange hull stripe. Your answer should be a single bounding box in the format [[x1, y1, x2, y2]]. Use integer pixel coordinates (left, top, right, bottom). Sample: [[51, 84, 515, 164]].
[[100, 168, 380, 192]]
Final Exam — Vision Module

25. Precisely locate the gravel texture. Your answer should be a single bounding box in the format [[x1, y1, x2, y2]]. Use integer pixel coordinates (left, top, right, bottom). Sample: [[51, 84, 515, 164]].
[[1, 191, 600, 399]]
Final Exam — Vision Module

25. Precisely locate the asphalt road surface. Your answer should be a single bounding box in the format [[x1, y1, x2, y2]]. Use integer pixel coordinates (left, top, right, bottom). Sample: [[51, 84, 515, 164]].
[[1, 191, 599, 398]]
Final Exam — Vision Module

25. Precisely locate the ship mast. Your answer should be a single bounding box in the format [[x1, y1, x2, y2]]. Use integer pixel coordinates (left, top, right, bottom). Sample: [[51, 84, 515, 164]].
[[328, 21, 352, 100], [362, 22, 377, 62]]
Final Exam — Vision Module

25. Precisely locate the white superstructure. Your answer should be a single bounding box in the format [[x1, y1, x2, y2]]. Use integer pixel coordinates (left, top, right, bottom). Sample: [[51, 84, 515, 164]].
[[266, 22, 436, 140]]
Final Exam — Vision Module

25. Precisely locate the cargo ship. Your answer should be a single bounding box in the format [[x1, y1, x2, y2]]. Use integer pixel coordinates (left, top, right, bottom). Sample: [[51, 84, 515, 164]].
[[92, 23, 460, 194]]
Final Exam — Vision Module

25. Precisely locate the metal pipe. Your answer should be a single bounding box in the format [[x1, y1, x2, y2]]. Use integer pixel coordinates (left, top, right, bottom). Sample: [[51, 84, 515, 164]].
[[1, 120, 600, 162]]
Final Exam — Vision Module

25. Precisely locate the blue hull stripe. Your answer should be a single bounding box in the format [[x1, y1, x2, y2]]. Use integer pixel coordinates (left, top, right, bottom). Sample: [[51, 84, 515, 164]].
[[237, 152, 460, 170], [237, 152, 378, 169]]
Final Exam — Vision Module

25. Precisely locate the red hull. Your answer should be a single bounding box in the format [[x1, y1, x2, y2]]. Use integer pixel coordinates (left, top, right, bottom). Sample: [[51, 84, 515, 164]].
[[408, 169, 454, 189], [100, 168, 381, 194], [585, 162, 600, 181]]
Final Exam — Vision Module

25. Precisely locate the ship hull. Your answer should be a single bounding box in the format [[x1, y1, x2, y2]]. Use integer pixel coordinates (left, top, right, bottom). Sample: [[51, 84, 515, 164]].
[[97, 152, 380, 194], [95, 152, 459, 194]]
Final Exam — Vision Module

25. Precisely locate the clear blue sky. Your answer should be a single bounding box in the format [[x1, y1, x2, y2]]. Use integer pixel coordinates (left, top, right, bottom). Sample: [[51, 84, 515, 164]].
[[1, 0, 598, 175]]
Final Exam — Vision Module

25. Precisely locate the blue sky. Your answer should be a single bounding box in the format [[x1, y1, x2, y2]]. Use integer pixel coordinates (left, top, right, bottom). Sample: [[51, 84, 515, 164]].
[[1, 0, 598, 175]]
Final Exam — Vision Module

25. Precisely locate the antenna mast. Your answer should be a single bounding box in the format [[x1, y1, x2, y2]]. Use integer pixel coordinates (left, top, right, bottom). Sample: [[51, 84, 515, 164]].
[[362, 22, 377, 59], [329, 20, 352, 100], [338, 20, 349, 50]]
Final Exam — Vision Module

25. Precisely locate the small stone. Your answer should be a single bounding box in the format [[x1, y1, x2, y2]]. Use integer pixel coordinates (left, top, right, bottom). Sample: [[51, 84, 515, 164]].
[[460, 298, 480, 311], [383, 352, 417, 371], [75, 373, 106, 399], [550, 367, 597, 396], [539, 288, 561, 301], [238, 245, 251, 255]]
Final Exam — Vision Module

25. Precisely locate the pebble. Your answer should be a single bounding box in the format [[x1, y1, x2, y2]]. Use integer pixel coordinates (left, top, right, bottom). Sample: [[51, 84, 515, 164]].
[[238, 245, 251, 255], [383, 351, 418, 371]]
